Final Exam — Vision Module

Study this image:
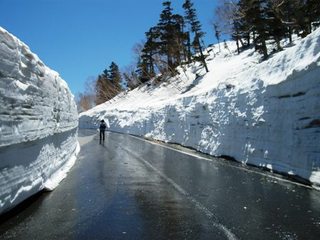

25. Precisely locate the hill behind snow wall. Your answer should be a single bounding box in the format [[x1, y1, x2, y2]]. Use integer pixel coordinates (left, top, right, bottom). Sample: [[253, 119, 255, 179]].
[[80, 28, 320, 189], [0, 27, 79, 215]]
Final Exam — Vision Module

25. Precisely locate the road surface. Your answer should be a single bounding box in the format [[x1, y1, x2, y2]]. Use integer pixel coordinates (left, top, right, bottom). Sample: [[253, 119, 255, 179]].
[[0, 129, 320, 239]]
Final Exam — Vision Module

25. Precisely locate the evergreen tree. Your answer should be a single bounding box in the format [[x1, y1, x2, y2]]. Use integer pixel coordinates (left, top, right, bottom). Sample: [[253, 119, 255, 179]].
[[137, 26, 160, 83], [305, 0, 320, 31], [136, 58, 149, 83], [185, 31, 192, 63], [145, 27, 159, 76], [158, 1, 175, 70], [232, 19, 242, 54], [183, 0, 209, 72], [95, 74, 108, 105], [108, 61, 122, 92], [217, 0, 319, 59], [172, 13, 187, 66], [252, 0, 268, 59], [292, 0, 310, 37], [238, 0, 268, 59], [224, 2, 244, 54], [265, 0, 286, 51], [155, 1, 185, 72], [275, 0, 297, 43], [123, 65, 140, 90], [237, 0, 251, 47], [95, 62, 122, 104], [137, 1, 187, 79]]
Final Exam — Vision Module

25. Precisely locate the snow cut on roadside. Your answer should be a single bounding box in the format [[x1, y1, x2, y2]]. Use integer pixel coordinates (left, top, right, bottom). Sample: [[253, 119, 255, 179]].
[[80, 28, 320, 189]]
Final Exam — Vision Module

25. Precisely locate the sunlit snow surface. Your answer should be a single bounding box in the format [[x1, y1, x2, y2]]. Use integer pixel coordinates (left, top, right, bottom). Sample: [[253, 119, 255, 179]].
[[0, 27, 79, 214], [81, 28, 320, 189]]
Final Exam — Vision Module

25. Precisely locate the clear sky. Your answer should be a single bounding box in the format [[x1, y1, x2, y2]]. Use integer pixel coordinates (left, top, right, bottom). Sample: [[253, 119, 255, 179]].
[[0, 0, 219, 95]]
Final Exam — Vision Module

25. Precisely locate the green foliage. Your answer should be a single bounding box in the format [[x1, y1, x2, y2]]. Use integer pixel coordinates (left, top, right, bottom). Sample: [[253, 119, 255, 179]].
[[136, 0, 208, 84], [221, 0, 320, 59], [95, 62, 122, 104], [183, 0, 209, 72]]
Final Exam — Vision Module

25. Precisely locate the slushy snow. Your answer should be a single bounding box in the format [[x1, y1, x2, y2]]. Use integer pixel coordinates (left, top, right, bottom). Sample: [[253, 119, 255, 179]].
[[80, 28, 320, 189], [0, 27, 79, 214]]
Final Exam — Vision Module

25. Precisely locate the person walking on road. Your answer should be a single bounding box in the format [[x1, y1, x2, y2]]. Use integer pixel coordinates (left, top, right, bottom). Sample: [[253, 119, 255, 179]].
[[99, 119, 109, 144]]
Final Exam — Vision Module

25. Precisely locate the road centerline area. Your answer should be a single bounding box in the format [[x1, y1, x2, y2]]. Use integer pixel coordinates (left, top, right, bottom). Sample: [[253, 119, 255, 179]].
[[120, 144, 238, 240]]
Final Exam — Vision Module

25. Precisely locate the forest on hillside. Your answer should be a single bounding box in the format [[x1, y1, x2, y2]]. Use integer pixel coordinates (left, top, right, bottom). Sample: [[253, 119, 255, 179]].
[[77, 0, 320, 112]]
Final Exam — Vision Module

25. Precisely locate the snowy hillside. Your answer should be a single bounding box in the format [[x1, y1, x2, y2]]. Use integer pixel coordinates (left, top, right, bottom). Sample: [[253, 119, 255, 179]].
[[80, 29, 320, 188], [0, 27, 79, 214]]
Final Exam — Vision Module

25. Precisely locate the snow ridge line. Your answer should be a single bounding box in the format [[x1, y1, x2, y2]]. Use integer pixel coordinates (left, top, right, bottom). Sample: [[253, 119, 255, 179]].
[[120, 145, 238, 240]]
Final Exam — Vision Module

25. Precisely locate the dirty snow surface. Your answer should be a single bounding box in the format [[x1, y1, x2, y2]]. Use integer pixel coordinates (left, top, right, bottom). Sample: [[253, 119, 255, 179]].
[[80, 28, 320, 188], [0, 27, 79, 214]]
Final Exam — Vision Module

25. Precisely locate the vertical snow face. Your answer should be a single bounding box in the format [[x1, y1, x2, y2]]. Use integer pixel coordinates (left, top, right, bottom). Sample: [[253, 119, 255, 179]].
[[0, 27, 79, 214], [80, 28, 320, 189]]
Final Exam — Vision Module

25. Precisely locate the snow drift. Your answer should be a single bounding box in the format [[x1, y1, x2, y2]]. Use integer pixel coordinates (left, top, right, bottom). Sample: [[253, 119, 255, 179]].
[[0, 27, 79, 214], [80, 28, 320, 189]]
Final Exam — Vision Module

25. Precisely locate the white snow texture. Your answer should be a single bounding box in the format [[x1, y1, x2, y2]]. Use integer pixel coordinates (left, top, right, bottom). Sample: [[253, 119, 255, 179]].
[[0, 27, 79, 214], [80, 28, 320, 189]]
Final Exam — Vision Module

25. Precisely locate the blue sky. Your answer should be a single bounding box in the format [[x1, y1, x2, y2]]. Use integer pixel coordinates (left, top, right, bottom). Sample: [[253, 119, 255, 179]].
[[0, 0, 219, 95]]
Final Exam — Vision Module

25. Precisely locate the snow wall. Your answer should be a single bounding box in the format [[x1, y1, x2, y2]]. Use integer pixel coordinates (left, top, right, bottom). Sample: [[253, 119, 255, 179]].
[[0, 27, 79, 215], [80, 28, 320, 189]]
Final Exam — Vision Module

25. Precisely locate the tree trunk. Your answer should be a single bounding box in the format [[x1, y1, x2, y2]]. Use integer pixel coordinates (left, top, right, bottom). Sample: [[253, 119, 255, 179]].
[[236, 38, 240, 55], [187, 32, 192, 63], [196, 36, 209, 73]]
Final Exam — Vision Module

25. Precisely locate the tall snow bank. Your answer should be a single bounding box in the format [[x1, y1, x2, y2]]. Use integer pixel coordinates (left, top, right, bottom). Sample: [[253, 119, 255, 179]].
[[0, 27, 79, 214], [80, 28, 320, 189]]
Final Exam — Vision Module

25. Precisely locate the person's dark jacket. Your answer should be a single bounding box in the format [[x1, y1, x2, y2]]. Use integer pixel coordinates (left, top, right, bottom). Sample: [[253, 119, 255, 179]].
[[99, 122, 107, 131]]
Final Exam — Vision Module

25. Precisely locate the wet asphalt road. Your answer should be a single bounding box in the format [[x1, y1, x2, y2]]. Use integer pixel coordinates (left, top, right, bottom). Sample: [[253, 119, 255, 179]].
[[0, 129, 320, 240]]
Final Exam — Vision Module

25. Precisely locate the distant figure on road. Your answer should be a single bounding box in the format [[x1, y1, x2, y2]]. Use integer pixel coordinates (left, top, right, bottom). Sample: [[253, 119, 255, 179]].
[[99, 119, 109, 144]]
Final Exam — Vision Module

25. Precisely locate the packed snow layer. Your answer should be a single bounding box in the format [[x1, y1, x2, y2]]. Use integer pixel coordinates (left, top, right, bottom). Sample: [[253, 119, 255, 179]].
[[80, 28, 320, 188], [0, 27, 79, 214]]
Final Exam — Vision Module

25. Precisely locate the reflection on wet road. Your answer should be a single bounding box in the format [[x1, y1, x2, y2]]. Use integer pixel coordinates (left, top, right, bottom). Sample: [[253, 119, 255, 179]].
[[0, 130, 320, 239]]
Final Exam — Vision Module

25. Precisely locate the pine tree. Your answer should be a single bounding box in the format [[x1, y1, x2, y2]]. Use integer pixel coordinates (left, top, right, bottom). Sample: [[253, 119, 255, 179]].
[[152, 1, 186, 75], [232, 19, 241, 54], [95, 62, 122, 104], [305, 0, 320, 30], [137, 26, 160, 83], [108, 61, 122, 92], [136, 58, 150, 83], [238, 0, 269, 59], [253, 0, 269, 59], [95, 75, 108, 105], [289, 0, 320, 37], [158, 1, 175, 70], [218, 0, 319, 59], [185, 31, 192, 63], [275, 0, 296, 43], [237, 0, 251, 47], [226, 2, 245, 54], [183, 0, 209, 72], [123, 65, 140, 90], [265, 0, 286, 51], [172, 13, 187, 66]]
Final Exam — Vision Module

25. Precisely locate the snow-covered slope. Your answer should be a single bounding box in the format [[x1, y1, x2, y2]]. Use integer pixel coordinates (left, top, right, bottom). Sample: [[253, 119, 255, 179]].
[[0, 27, 79, 214], [80, 28, 320, 189]]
